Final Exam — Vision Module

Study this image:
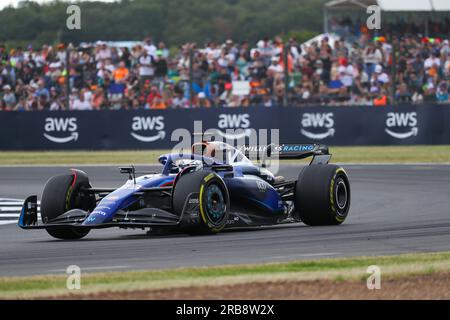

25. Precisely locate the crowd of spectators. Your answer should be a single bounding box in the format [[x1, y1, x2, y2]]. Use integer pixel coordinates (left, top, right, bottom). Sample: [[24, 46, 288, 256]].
[[329, 17, 450, 42], [1, 20, 449, 110]]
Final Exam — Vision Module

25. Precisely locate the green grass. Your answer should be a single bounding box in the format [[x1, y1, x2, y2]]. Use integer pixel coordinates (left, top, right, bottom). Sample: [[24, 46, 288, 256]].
[[0, 150, 165, 165], [332, 145, 450, 163], [0, 146, 449, 165], [1, 252, 449, 299]]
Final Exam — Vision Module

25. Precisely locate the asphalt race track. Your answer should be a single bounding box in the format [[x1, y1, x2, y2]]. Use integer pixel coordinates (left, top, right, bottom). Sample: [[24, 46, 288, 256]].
[[0, 164, 449, 276]]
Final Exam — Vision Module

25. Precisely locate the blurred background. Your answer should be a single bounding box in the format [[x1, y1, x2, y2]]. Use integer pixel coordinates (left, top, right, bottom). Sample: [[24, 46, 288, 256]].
[[0, 0, 449, 111]]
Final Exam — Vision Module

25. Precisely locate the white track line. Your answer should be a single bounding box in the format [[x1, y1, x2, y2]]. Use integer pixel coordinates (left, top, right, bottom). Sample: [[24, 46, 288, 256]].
[[48, 265, 129, 272], [0, 207, 23, 212], [0, 199, 24, 203], [0, 221, 17, 226], [267, 252, 340, 259], [0, 199, 40, 227], [0, 214, 21, 218]]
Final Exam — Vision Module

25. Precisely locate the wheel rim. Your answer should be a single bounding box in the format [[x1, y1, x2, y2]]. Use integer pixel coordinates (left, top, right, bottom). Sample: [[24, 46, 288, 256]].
[[205, 183, 226, 223], [335, 179, 348, 211]]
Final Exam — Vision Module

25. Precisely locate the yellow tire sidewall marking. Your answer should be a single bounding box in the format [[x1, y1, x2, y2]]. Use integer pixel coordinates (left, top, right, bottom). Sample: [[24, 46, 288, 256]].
[[199, 184, 207, 224], [199, 175, 226, 233], [333, 168, 347, 222]]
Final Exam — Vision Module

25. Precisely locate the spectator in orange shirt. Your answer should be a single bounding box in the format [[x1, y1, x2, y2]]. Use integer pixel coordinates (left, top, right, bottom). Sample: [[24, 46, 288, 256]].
[[113, 61, 129, 84], [91, 87, 105, 110], [373, 92, 387, 106], [150, 96, 167, 109]]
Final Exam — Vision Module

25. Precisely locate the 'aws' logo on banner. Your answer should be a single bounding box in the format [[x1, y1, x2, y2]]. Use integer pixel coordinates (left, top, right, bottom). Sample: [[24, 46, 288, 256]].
[[131, 116, 166, 142], [215, 113, 252, 140], [300, 113, 335, 140], [44, 117, 79, 143], [385, 112, 418, 139]]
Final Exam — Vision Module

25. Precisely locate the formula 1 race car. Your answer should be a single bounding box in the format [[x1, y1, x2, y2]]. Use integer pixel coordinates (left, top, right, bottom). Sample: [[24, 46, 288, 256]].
[[19, 140, 351, 240]]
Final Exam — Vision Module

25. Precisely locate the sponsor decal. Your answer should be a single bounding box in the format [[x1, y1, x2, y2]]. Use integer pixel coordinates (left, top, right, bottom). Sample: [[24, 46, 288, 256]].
[[226, 216, 239, 225], [101, 200, 117, 205], [385, 112, 418, 139], [256, 180, 267, 192], [94, 206, 111, 210], [240, 145, 269, 153], [239, 144, 315, 156], [215, 113, 252, 139], [188, 198, 199, 204], [300, 113, 335, 140], [91, 210, 107, 216], [281, 144, 314, 152], [130, 116, 166, 142], [43, 117, 79, 143]]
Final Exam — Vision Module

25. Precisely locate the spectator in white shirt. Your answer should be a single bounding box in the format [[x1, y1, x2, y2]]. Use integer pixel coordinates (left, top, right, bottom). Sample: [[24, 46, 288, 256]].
[[56, 44, 67, 63], [138, 50, 155, 83], [424, 52, 441, 70], [339, 59, 354, 88], [440, 40, 450, 58], [372, 64, 389, 85], [267, 57, 283, 76], [72, 90, 93, 110], [143, 38, 157, 58], [364, 42, 384, 80], [95, 42, 112, 62], [444, 55, 450, 77]]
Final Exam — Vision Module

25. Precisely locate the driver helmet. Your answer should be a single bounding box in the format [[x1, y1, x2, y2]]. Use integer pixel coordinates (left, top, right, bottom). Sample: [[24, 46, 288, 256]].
[[192, 141, 227, 163]]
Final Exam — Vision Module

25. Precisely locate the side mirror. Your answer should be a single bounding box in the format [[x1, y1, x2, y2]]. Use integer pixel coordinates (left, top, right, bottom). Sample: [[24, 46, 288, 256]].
[[119, 166, 136, 183]]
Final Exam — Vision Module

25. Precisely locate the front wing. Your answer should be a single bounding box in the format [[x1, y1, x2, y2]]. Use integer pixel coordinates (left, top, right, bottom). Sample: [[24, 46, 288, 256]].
[[18, 195, 197, 230]]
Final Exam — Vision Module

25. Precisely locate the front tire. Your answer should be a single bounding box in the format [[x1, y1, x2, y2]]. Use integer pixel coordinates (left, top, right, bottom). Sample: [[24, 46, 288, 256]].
[[41, 170, 94, 240], [294, 165, 350, 226], [172, 171, 230, 234]]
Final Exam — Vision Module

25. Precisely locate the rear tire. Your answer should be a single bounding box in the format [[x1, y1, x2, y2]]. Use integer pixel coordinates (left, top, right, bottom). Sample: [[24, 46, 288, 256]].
[[294, 165, 350, 226], [41, 170, 94, 240], [172, 171, 230, 234]]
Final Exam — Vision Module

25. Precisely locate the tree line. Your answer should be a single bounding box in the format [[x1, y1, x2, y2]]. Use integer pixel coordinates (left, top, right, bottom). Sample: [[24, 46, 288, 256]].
[[0, 0, 327, 48]]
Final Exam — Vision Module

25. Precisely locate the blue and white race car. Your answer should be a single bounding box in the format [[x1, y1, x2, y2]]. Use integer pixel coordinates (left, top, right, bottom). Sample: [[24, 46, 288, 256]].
[[19, 140, 350, 240]]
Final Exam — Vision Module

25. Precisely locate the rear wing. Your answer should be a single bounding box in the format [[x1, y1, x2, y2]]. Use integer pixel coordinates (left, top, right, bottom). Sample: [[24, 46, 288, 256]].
[[274, 144, 329, 159], [241, 144, 331, 165]]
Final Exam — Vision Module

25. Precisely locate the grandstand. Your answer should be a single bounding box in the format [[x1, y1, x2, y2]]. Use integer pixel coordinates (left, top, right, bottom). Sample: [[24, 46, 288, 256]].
[[0, 1, 449, 111]]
